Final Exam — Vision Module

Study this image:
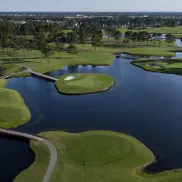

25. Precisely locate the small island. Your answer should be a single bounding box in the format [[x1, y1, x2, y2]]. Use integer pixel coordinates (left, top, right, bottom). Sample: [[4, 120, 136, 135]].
[[55, 73, 115, 95], [0, 88, 31, 129], [131, 58, 182, 76]]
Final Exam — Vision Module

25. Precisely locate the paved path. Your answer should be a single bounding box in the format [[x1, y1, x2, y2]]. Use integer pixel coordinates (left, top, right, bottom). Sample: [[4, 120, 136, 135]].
[[1, 73, 15, 79], [0, 67, 58, 82], [0, 128, 57, 182], [29, 70, 58, 82]]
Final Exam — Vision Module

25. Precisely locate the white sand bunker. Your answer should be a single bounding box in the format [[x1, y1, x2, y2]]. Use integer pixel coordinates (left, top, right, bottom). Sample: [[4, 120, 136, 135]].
[[64, 76, 77, 81]]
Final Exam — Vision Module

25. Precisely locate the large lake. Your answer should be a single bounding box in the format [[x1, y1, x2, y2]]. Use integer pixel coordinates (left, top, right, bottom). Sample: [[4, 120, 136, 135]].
[[1, 51, 182, 181]]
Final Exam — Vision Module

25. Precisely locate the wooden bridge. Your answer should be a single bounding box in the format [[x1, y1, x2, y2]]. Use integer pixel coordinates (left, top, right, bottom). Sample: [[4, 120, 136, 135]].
[[1, 73, 14, 79], [29, 70, 58, 82], [0, 66, 58, 82]]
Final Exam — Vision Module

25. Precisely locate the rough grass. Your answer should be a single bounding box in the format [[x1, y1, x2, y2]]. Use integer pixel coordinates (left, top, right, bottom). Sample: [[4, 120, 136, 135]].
[[0, 88, 31, 129], [15, 131, 182, 182], [55, 73, 114, 94], [0, 79, 7, 88], [132, 58, 182, 76]]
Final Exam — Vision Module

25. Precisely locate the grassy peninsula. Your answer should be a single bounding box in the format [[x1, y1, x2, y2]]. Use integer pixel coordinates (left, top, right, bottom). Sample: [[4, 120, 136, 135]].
[[15, 131, 182, 182], [132, 58, 182, 76], [0, 88, 31, 128], [0, 79, 7, 88]]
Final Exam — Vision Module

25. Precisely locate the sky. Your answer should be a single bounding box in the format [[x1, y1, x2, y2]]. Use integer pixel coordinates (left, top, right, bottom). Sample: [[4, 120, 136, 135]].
[[1, 0, 182, 12]]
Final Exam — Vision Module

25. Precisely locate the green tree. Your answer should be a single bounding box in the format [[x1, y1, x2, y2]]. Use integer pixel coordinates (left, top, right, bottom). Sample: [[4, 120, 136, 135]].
[[156, 33, 162, 47], [67, 31, 77, 44], [131, 32, 138, 44], [166, 33, 176, 46], [114, 30, 122, 43], [91, 30, 103, 51], [67, 44, 78, 56], [40, 44, 55, 61], [55, 40, 64, 55], [125, 31, 133, 41]]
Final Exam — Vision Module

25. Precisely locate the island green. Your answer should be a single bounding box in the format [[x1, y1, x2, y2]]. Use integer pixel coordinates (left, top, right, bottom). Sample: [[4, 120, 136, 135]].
[[55, 73, 114, 95]]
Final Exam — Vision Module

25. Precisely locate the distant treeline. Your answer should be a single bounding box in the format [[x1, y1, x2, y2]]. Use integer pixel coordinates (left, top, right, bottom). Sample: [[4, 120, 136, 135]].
[[1, 15, 182, 29]]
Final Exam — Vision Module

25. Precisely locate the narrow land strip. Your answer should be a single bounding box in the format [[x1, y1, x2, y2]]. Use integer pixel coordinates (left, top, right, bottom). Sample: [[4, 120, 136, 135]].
[[0, 128, 57, 182]]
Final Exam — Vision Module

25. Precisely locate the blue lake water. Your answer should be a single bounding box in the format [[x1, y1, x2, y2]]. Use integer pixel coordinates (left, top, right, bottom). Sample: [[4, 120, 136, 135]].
[[1, 51, 182, 181]]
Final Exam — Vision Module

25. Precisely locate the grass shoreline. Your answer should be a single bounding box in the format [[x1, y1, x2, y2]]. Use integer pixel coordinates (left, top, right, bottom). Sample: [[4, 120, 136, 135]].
[[0, 42, 181, 79], [14, 130, 182, 182], [0, 79, 7, 88], [131, 58, 182, 76], [0, 88, 31, 129]]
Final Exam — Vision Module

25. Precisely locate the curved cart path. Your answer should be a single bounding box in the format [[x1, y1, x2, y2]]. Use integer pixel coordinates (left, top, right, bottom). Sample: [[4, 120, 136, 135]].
[[0, 128, 57, 182]]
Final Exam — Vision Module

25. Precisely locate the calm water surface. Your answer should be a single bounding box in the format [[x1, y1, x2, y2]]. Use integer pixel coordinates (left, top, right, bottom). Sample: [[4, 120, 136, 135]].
[[1, 53, 182, 181]]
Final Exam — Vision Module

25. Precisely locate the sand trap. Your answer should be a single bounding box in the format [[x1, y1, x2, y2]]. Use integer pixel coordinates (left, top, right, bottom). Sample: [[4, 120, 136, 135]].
[[64, 76, 77, 81]]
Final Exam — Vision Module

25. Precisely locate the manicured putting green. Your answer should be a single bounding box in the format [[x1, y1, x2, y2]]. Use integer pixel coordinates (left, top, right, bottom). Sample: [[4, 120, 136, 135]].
[[0, 88, 31, 128], [55, 73, 114, 94], [15, 130, 182, 182]]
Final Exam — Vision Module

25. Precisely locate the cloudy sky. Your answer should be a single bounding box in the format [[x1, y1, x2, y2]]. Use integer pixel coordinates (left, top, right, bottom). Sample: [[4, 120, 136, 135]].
[[1, 0, 182, 11]]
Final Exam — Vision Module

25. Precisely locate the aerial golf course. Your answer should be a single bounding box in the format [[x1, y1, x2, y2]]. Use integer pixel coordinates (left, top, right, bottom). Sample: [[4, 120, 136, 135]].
[[1, 24, 182, 182], [1, 44, 182, 181]]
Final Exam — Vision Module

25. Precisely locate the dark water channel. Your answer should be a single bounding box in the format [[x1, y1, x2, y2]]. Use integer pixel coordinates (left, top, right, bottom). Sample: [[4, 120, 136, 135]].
[[1, 51, 182, 181]]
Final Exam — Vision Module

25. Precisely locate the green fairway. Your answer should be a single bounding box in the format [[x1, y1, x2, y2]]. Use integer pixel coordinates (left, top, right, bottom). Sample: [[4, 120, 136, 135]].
[[173, 34, 182, 39], [132, 58, 182, 76], [0, 88, 31, 129], [0, 42, 180, 78], [14, 131, 182, 182], [0, 50, 114, 77], [55, 73, 114, 94], [0, 79, 7, 88], [115, 26, 182, 34]]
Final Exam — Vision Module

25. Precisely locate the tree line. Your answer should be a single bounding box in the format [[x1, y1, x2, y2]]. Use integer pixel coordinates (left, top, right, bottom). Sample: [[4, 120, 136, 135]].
[[0, 21, 104, 59], [1, 14, 182, 29], [0, 21, 176, 60]]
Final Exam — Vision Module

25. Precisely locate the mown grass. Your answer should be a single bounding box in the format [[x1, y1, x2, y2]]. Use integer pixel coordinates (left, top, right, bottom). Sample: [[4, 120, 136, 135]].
[[0, 41, 180, 78], [0, 49, 114, 77], [131, 58, 182, 76], [15, 130, 182, 182], [100, 44, 177, 57], [0, 88, 31, 129], [102, 38, 178, 47], [55, 73, 114, 94], [114, 26, 182, 34], [173, 34, 182, 39], [0, 79, 7, 88]]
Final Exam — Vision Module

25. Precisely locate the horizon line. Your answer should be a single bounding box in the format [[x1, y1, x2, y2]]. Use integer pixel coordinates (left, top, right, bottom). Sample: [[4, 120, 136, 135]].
[[0, 11, 182, 13]]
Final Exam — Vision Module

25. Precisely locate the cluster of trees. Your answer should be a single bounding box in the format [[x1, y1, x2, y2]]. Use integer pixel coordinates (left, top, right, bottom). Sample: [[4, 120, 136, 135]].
[[0, 20, 177, 60], [123, 31, 176, 47], [0, 21, 105, 60], [0, 21, 79, 59]]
